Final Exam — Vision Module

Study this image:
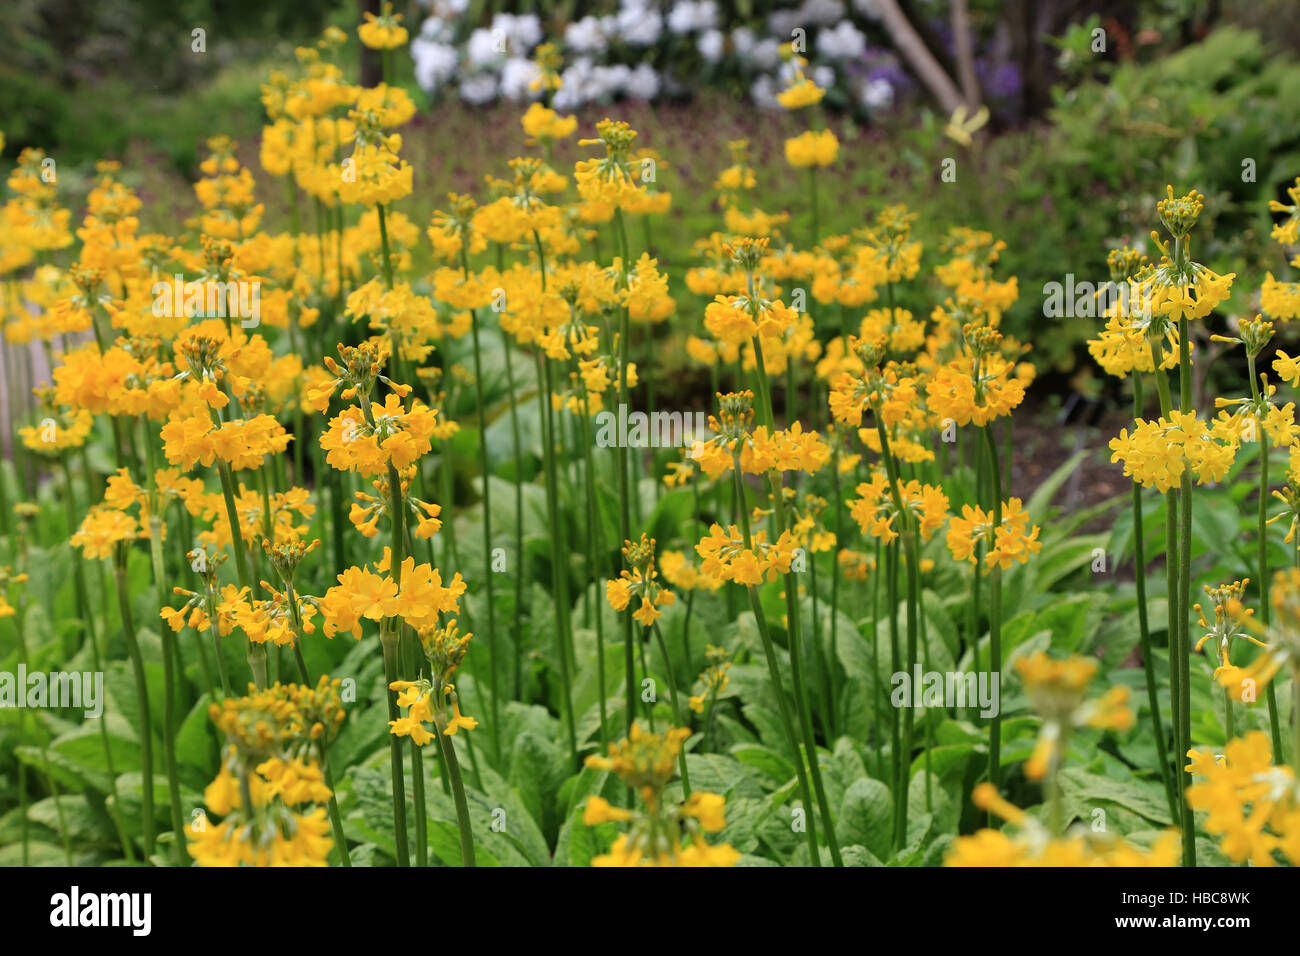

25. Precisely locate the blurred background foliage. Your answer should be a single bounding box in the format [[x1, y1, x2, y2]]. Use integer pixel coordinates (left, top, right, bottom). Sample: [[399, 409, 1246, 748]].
[[1, 0, 1299, 383]]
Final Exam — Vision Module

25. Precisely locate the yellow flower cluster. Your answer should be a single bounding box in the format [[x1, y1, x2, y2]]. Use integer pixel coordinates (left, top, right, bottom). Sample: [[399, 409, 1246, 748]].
[[848, 471, 949, 545], [1014, 651, 1133, 780], [696, 523, 798, 586], [1108, 410, 1237, 493], [1186, 733, 1300, 865], [945, 497, 1041, 569], [583, 725, 739, 866], [606, 534, 677, 627], [945, 784, 1179, 866], [191, 680, 345, 866]]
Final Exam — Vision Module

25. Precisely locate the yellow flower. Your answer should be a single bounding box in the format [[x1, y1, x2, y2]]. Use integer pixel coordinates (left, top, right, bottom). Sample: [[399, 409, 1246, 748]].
[[1108, 410, 1237, 493], [584, 726, 739, 867], [70, 507, 138, 560], [358, 3, 408, 50], [777, 76, 825, 110], [784, 129, 838, 168], [522, 102, 578, 142], [945, 783, 1179, 866], [1185, 732, 1300, 866]]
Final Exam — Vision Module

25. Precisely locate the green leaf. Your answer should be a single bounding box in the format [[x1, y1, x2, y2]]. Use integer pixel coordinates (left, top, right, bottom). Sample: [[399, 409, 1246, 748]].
[[838, 777, 893, 860]]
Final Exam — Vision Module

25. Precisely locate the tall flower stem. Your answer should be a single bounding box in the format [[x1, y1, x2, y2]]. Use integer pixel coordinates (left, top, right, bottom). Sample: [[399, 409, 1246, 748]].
[[808, 167, 820, 248], [979, 426, 1003, 796], [1247, 356, 1285, 760], [650, 620, 690, 794], [497, 243, 525, 700], [530, 231, 578, 762], [143, 419, 187, 865], [830, 427, 843, 734], [731, 463, 821, 865], [872, 537, 884, 779], [886, 540, 901, 809], [379, 631, 410, 866], [969, 429, 984, 675], [613, 210, 636, 758], [380, 459, 412, 868], [808, 542, 833, 737], [213, 456, 265, 688], [878, 419, 922, 848], [149, 519, 186, 865], [538, 354, 578, 761], [13, 597, 73, 864], [768, 472, 842, 865], [435, 724, 476, 866], [318, 739, 352, 866], [113, 547, 154, 857], [60, 455, 132, 860], [1176, 314, 1196, 868], [1147, 339, 1182, 816], [580, 403, 609, 748], [747, 300, 840, 860], [1130, 377, 1178, 821], [460, 250, 501, 763]]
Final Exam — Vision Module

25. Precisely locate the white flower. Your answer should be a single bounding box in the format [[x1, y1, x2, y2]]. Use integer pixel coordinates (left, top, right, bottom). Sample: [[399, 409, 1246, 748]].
[[852, 0, 882, 20], [554, 57, 597, 110], [417, 16, 454, 43], [616, 3, 663, 46], [668, 1, 718, 34], [748, 37, 782, 71], [459, 71, 499, 104], [767, 10, 801, 39], [500, 57, 541, 101], [817, 20, 866, 60], [492, 12, 542, 51], [698, 28, 725, 63], [860, 77, 894, 110], [750, 74, 781, 109], [812, 64, 836, 90], [801, 0, 846, 26], [429, 0, 469, 19], [625, 63, 660, 100], [731, 26, 756, 58], [565, 15, 608, 55], [466, 28, 503, 68], [596, 63, 632, 98], [411, 40, 458, 92]]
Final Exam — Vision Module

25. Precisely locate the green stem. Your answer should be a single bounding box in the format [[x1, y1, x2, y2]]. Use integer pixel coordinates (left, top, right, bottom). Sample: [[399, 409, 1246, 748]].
[[318, 739, 351, 866], [581, 404, 609, 749], [1130, 379, 1177, 821], [149, 518, 187, 865], [732, 465, 822, 865], [538, 354, 578, 761], [436, 726, 476, 866], [60, 456, 132, 859], [1252, 406, 1285, 760], [498, 244, 526, 700], [980, 426, 1003, 797], [1176, 315, 1195, 868], [769, 473, 842, 865], [467, 303, 501, 763], [650, 621, 690, 794], [380, 633, 411, 867], [114, 552, 155, 857], [613, 210, 636, 763]]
